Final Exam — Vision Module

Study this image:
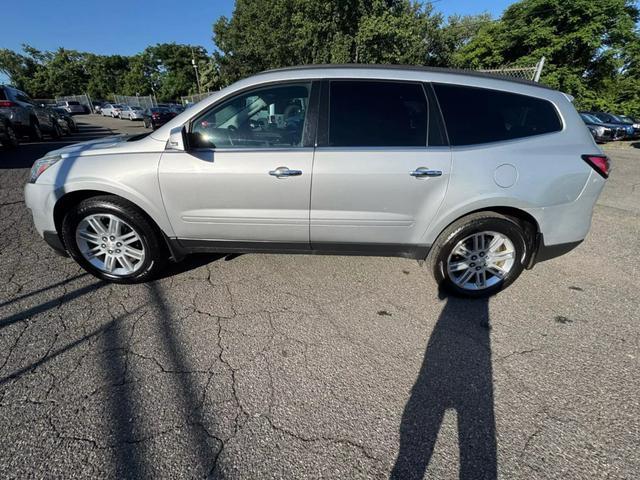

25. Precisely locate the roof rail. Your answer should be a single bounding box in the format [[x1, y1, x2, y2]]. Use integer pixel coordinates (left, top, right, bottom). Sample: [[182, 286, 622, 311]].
[[261, 64, 553, 90]]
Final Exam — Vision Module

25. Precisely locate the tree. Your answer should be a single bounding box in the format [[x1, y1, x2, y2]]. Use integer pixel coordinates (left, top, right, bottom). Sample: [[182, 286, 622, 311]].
[[212, 0, 444, 85], [85, 54, 130, 100], [454, 0, 640, 113]]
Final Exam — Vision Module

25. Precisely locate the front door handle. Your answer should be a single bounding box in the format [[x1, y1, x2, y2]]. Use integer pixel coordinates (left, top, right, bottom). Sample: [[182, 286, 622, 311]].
[[410, 167, 442, 178], [269, 166, 302, 178]]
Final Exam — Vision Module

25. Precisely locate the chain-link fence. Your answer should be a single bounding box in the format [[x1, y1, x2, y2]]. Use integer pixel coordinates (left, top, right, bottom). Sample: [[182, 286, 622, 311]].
[[476, 57, 546, 82], [56, 94, 92, 112], [181, 92, 215, 106], [113, 95, 157, 110]]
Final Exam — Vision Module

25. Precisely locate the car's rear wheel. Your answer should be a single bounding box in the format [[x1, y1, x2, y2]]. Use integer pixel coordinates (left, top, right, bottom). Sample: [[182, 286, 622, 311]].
[[429, 212, 528, 297], [61, 196, 167, 283], [51, 122, 62, 139], [29, 120, 43, 141]]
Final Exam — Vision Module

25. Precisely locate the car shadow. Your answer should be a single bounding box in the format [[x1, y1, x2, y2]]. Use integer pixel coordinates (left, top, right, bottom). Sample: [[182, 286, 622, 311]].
[[390, 287, 497, 480], [632, 141, 639, 149], [155, 252, 246, 280]]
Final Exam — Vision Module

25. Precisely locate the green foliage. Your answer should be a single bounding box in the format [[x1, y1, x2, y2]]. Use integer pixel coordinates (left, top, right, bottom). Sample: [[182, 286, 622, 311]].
[[212, 0, 446, 84], [0, 43, 216, 102], [455, 0, 640, 115], [1, 0, 638, 114]]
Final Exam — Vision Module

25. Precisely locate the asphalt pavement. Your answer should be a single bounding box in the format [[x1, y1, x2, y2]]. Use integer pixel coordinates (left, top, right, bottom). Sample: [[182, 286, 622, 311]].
[[1, 115, 639, 479]]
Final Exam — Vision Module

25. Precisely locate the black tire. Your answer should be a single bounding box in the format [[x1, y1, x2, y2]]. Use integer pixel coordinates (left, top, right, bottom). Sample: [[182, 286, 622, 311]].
[[51, 122, 62, 139], [61, 195, 167, 283], [428, 212, 528, 298], [3, 124, 19, 148], [29, 120, 43, 141]]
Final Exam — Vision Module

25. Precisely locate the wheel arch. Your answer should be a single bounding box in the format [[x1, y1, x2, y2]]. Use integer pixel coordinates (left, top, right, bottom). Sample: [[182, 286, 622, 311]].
[[53, 189, 182, 261], [427, 205, 540, 265]]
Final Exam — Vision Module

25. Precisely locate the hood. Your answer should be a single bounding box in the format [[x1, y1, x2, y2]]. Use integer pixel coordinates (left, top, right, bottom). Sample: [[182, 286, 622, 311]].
[[45, 133, 165, 158], [48, 134, 131, 156]]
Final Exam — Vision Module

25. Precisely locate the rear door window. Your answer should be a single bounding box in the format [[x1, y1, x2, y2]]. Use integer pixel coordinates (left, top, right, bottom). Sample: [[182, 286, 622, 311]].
[[328, 81, 427, 147], [433, 84, 562, 146]]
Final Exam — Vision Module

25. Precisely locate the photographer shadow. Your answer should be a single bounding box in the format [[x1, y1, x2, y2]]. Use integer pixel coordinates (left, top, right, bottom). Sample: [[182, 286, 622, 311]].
[[391, 287, 497, 480]]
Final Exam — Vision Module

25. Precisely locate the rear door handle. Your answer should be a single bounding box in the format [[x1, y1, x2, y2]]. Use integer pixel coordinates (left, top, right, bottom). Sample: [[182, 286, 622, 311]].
[[410, 167, 442, 178], [269, 166, 302, 178]]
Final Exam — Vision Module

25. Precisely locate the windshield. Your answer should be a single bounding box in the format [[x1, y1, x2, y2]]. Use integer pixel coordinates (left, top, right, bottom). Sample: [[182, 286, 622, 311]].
[[582, 114, 602, 124]]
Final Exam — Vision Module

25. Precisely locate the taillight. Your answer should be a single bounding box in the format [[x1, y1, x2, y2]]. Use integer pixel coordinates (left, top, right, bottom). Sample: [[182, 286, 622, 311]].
[[582, 154, 610, 179], [0, 100, 17, 107]]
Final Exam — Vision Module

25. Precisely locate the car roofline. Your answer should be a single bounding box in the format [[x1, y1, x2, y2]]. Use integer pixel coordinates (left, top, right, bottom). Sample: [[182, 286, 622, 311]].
[[261, 64, 554, 90]]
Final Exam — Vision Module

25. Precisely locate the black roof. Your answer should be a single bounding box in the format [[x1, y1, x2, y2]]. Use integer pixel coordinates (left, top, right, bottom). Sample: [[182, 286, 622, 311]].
[[262, 64, 553, 90]]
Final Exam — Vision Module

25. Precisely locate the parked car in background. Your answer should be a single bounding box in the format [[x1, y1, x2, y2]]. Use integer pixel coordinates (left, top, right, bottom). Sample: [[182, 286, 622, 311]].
[[57, 100, 85, 115], [101, 103, 124, 118], [580, 112, 627, 140], [0, 112, 19, 149], [25, 65, 608, 297], [579, 113, 616, 143], [616, 114, 640, 138], [587, 112, 635, 139], [52, 107, 78, 132], [119, 105, 144, 120], [92, 101, 106, 114], [168, 104, 185, 114], [142, 107, 176, 129], [0, 85, 62, 140]]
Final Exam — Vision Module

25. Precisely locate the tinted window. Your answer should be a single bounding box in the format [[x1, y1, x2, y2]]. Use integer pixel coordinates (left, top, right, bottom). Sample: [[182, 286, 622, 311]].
[[433, 84, 562, 146], [329, 81, 427, 147], [192, 83, 310, 149]]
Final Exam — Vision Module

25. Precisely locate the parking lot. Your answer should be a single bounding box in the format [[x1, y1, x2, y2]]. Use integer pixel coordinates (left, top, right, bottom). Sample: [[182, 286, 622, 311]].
[[1, 115, 639, 479]]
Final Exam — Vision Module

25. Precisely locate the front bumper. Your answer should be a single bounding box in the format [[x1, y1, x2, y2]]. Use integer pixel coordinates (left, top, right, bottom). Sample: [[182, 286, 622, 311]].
[[24, 182, 59, 236]]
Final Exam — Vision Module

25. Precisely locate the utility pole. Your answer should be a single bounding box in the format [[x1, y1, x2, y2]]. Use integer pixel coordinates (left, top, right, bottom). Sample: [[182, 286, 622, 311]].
[[192, 49, 202, 94]]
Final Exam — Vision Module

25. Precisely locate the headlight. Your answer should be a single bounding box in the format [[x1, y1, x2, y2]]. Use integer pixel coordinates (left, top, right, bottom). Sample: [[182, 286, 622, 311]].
[[596, 126, 605, 135], [29, 154, 62, 184]]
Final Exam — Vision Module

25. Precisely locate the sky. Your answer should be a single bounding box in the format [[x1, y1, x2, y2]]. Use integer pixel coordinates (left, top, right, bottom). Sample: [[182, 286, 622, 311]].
[[0, 0, 515, 83]]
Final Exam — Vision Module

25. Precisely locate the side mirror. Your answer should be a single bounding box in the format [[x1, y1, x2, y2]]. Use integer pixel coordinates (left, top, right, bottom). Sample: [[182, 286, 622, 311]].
[[167, 126, 187, 151]]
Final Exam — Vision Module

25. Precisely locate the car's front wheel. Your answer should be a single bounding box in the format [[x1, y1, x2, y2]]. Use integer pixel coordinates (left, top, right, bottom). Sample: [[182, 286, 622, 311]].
[[61, 195, 167, 283], [429, 212, 528, 297]]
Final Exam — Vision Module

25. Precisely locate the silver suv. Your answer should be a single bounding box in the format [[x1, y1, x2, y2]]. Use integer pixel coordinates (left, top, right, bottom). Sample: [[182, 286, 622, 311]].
[[24, 66, 608, 297], [0, 85, 62, 140]]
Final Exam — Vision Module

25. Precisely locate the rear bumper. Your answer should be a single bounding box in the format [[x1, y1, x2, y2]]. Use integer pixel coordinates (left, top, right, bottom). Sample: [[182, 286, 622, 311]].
[[527, 233, 582, 268]]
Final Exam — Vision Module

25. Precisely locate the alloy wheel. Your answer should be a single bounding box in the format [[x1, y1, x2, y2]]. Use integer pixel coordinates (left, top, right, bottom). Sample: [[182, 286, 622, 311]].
[[75, 213, 146, 276], [447, 231, 516, 291]]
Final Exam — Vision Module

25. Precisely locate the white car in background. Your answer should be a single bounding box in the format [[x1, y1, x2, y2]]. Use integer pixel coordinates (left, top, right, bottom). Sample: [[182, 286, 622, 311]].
[[100, 103, 124, 118], [57, 101, 85, 115], [119, 105, 144, 120]]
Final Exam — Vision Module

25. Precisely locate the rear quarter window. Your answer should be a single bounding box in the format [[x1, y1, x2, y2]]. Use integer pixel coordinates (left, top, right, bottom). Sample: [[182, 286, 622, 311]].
[[433, 84, 562, 146]]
